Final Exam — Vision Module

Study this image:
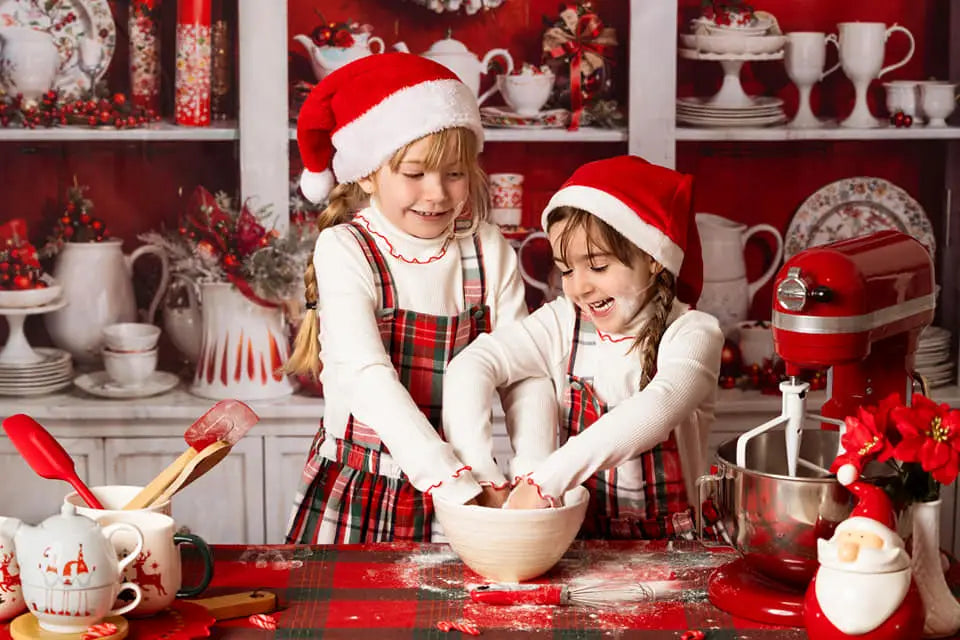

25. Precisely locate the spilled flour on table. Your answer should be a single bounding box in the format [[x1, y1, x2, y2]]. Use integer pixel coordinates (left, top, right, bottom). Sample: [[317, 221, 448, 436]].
[[385, 542, 733, 633]]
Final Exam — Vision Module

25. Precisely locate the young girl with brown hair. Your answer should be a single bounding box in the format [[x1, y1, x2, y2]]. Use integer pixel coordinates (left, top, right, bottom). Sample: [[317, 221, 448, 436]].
[[284, 53, 555, 543], [443, 155, 724, 539]]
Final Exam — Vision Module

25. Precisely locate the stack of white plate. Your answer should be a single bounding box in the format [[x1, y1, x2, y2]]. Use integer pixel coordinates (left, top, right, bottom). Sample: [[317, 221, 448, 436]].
[[677, 96, 787, 127], [915, 326, 953, 389], [0, 348, 73, 396]]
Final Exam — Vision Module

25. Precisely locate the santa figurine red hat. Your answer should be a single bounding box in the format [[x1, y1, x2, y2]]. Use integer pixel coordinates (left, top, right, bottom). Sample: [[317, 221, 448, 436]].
[[803, 465, 924, 640], [541, 155, 703, 305], [296, 52, 484, 204]]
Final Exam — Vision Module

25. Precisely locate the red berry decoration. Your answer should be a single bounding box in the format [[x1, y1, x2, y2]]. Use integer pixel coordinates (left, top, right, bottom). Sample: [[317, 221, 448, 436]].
[[719, 338, 742, 378]]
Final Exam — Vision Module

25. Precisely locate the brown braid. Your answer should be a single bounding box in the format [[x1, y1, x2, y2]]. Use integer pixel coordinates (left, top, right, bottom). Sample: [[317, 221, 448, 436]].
[[631, 268, 675, 389], [283, 181, 367, 378]]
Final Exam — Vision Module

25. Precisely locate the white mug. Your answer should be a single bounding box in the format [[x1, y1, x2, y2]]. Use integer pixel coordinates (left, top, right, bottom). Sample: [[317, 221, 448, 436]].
[[65, 485, 172, 518], [836, 22, 915, 128], [784, 32, 840, 128], [93, 511, 213, 617], [0, 517, 25, 622]]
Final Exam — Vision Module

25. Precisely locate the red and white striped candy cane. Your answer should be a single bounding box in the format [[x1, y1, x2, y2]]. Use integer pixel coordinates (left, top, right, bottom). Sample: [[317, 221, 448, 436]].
[[249, 613, 278, 630], [81, 622, 118, 640], [436, 620, 480, 635]]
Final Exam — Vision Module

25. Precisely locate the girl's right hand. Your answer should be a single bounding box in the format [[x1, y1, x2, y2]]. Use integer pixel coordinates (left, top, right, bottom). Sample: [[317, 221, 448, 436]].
[[503, 481, 553, 510], [476, 484, 510, 508]]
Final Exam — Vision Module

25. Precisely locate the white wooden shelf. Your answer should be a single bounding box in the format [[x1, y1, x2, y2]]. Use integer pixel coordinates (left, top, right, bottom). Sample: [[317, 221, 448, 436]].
[[676, 124, 960, 142], [0, 120, 238, 142], [286, 125, 627, 144]]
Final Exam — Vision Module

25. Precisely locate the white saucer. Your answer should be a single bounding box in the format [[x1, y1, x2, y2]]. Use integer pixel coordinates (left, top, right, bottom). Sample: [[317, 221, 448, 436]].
[[74, 371, 180, 399]]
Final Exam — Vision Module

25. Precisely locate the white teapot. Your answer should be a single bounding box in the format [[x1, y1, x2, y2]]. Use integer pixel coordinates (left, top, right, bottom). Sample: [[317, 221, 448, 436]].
[[422, 34, 514, 105], [1, 505, 143, 633]]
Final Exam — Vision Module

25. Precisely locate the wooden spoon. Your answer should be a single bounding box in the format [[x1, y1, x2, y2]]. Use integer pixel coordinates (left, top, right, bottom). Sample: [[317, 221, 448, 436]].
[[152, 440, 233, 505], [124, 400, 259, 510]]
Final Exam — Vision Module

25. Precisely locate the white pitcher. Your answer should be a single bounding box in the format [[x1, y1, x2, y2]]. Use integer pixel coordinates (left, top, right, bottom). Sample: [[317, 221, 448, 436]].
[[696, 213, 783, 330], [44, 240, 170, 364], [0, 27, 60, 106], [190, 282, 294, 400]]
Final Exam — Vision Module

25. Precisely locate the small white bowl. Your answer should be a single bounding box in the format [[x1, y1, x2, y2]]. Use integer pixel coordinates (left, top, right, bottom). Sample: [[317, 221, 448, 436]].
[[434, 486, 588, 582], [102, 322, 161, 352], [102, 347, 158, 388]]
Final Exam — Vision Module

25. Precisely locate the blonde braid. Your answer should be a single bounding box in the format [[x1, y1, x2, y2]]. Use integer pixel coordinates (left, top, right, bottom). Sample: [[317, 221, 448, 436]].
[[631, 269, 676, 390], [283, 182, 367, 377]]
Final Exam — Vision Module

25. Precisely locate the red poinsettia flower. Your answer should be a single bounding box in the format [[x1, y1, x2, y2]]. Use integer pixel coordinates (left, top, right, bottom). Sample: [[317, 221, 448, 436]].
[[235, 206, 267, 257], [891, 395, 960, 486]]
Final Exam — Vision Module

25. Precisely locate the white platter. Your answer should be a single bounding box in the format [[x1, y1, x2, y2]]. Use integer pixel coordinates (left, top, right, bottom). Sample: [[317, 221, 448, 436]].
[[75, 370, 180, 399]]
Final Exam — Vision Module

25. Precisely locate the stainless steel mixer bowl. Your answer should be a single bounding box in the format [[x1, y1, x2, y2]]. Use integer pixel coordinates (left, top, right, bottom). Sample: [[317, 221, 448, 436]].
[[702, 430, 853, 587]]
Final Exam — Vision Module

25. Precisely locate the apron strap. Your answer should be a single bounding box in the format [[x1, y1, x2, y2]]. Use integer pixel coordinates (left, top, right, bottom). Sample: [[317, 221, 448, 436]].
[[344, 221, 397, 310], [457, 233, 486, 309]]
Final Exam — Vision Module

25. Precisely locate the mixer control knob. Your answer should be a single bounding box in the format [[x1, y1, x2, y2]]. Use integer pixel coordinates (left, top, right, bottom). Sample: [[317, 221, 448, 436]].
[[777, 267, 808, 311], [808, 286, 833, 303]]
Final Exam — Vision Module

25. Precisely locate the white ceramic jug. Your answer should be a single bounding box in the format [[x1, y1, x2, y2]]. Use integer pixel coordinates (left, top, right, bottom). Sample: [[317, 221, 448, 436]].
[[696, 213, 783, 330], [44, 240, 170, 363], [191, 282, 294, 400], [0, 27, 60, 105]]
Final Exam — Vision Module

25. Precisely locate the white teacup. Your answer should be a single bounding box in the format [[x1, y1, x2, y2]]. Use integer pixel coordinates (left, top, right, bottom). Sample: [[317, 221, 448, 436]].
[[736, 320, 774, 367], [784, 32, 840, 128], [93, 511, 212, 617], [497, 72, 554, 116], [65, 485, 172, 518], [102, 347, 158, 388], [919, 81, 957, 127], [102, 322, 161, 352], [883, 80, 920, 119]]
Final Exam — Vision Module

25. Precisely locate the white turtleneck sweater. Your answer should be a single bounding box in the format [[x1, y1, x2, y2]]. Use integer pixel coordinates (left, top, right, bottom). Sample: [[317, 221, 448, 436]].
[[312, 203, 557, 505], [443, 296, 723, 506]]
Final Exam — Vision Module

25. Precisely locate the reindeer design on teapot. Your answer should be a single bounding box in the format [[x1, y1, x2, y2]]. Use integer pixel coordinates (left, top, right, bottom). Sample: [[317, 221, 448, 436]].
[[0, 504, 144, 633]]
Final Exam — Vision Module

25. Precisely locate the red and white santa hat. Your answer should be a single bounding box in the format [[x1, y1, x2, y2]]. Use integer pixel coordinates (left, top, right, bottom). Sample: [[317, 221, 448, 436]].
[[836, 467, 899, 542], [541, 155, 702, 304], [296, 52, 484, 204]]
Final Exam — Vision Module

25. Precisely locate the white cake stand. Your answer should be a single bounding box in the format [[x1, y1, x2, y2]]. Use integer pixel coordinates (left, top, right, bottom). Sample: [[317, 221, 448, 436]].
[[0, 299, 67, 365], [679, 48, 784, 108]]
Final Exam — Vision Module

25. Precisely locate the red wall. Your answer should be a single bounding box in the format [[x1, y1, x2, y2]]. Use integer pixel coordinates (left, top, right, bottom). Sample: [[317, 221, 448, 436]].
[[1, 0, 949, 343]]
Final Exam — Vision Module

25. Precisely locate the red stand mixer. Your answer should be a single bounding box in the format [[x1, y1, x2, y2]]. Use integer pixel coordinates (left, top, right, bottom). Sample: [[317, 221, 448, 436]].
[[701, 230, 936, 626]]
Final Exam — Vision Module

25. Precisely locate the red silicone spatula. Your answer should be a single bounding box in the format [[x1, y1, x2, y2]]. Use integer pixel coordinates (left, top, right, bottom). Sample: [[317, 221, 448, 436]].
[[123, 399, 260, 510], [2, 413, 105, 509]]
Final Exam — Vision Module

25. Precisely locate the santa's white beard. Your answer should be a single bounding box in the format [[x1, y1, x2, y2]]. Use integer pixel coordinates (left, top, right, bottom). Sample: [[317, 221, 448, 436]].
[[817, 537, 908, 573], [815, 565, 910, 634]]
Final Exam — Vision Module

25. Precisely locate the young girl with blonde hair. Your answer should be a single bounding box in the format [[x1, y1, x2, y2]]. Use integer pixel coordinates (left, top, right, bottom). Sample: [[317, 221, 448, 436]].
[[443, 155, 724, 539], [284, 53, 555, 543]]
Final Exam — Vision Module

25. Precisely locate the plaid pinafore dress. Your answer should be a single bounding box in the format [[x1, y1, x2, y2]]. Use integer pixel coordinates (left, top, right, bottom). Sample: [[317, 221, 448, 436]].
[[564, 310, 695, 539], [286, 220, 490, 543]]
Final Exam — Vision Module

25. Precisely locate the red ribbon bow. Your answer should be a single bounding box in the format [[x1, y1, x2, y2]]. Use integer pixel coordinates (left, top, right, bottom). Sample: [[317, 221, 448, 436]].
[[546, 9, 614, 130]]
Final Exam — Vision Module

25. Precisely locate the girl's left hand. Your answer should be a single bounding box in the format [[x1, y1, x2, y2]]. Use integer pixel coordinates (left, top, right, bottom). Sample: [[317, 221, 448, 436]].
[[503, 481, 553, 510]]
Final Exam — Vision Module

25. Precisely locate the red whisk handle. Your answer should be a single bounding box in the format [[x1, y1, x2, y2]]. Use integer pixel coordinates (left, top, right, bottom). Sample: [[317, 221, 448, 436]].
[[470, 584, 565, 606]]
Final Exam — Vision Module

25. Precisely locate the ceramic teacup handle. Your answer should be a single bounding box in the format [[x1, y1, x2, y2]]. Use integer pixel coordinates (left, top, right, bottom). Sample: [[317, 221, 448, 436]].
[[822, 33, 841, 79], [108, 582, 142, 617], [174, 532, 214, 597], [367, 36, 385, 54], [517, 232, 551, 293], [879, 24, 915, 78], [103, 522, 144, 574], [477, 48, 515, 106]]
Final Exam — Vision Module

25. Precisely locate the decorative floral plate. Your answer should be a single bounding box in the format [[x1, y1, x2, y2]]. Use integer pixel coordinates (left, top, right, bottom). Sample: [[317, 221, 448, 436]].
[[0, 0, 116, 99], [785, 177, 935, 260], [480, 106, 570, 129]]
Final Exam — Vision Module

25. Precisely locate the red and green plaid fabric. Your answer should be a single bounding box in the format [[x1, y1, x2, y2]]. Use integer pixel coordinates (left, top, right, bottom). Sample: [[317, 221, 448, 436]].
[[286, 222, 491, 544], [565, 311, 693, 540]]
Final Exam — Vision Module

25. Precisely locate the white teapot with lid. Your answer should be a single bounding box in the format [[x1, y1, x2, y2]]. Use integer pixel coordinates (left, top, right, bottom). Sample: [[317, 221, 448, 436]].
[[1, 504, 143, 633], [421, 33, 514, 104]]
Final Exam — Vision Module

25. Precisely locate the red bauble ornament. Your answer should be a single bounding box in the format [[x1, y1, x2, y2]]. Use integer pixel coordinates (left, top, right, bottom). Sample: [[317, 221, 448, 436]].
[[12, 275, 32, 290], [720, 339, 742, 378]]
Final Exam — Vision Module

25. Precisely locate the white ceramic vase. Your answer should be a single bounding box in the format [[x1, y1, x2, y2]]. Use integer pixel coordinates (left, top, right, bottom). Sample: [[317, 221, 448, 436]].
[[44, 240, 169, 364], [190, 282, 294, 400], [909, 499, 960, 638]]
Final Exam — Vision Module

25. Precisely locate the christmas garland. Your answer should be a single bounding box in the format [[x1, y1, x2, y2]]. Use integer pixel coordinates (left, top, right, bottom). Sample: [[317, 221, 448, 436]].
[[0, 91, 159, 129]]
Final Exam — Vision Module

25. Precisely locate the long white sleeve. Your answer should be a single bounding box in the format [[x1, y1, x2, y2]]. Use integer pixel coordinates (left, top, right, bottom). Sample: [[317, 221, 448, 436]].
[[531, 309, 723, 500], [443, 300, 570, 484]]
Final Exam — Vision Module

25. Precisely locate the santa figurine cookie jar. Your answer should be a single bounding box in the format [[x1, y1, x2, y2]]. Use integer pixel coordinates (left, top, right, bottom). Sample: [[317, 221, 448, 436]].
[[803, 465, 925, 640]]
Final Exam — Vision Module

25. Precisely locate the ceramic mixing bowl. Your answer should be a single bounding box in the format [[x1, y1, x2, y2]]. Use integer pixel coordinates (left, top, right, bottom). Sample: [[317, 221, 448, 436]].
[[434, 486, 588, 582]]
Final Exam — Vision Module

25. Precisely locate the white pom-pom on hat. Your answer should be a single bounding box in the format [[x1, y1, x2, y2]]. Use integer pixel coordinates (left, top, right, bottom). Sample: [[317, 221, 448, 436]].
[[299, 169, 335, 204], [837, 463, 859, 486]]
